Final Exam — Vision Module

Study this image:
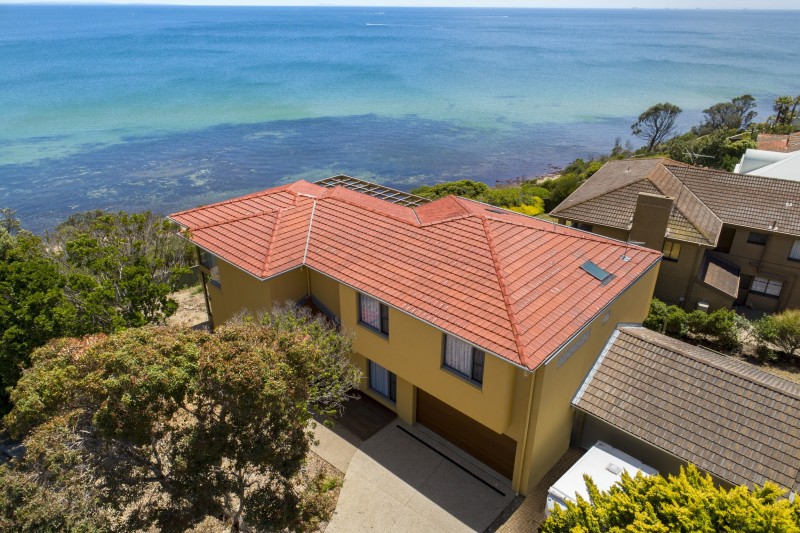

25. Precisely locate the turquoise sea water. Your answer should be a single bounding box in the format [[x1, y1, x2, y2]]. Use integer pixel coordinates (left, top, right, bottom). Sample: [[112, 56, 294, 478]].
[[1, 5, 799, 231]]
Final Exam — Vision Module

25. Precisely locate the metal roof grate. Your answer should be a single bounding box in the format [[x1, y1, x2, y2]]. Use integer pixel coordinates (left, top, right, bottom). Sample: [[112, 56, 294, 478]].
[[315, 175, 431, 207], [581, 260, 614, 285]]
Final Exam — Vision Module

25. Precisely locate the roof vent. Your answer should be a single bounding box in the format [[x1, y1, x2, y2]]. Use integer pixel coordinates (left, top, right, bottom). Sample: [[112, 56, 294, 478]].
[[606, 463, 623, 475], [620, 254, 632, 262], [581, 260, 614, 285], [787, 201, 793, 208]]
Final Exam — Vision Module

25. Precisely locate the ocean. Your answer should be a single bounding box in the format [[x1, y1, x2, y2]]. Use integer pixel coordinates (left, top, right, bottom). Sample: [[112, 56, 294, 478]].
[[1, 5, 799, 231]]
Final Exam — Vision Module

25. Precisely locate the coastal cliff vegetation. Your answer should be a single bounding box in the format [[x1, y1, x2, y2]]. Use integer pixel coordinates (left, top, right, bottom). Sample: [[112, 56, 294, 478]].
[[413, 93, 799, 214], [0, 209, 193, 415]]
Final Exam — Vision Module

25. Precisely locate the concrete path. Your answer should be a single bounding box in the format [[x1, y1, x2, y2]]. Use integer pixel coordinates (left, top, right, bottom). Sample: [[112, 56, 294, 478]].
[[325, 423, 514, 532]]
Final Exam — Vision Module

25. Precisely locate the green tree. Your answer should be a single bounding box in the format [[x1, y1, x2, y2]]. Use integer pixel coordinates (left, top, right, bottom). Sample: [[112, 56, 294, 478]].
[[410, 179, 489, 200], [4, 305, 361, 532], [666, 129, 756, 171], [772, 95, 800, 126], [695, 94, 757, 134], [753, 309, 800, 359], [0, 229, 78, 413], [631, 102, 683, 152], [540, 464, 800, 533], [45, 210, 192, 331]]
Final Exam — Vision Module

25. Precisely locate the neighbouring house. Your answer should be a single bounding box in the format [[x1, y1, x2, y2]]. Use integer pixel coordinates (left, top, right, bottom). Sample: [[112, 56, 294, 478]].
[[572, 326, 800, 497], [550, 158, 800, 313], [755, 131, 800, 153], [169, 175, 662, 495], [734, 131, 800, 180]]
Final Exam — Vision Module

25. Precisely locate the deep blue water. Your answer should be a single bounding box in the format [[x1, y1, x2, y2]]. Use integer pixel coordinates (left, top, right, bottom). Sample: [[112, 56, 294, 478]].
[[1, 5, 799, 231]]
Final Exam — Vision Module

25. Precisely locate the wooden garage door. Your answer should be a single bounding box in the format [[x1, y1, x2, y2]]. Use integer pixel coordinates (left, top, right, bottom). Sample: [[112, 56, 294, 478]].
[[416, 389, 516, 479]]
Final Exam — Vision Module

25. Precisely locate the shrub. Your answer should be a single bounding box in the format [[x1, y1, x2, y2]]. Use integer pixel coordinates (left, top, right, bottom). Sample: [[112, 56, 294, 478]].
[[643, 298, 742, 349], [540, 464, 800, 533], [753, 310, 800, 358]]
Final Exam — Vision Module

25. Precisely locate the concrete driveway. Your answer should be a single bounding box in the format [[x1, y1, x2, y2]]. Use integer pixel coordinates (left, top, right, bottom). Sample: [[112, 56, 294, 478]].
[[323, 423, 514, 532]]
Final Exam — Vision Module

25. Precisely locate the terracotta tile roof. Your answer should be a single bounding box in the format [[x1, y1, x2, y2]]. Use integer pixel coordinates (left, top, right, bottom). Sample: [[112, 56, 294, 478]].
[[573, 327, 800, 492], [757, 132, 800, 153], [701, 254, 740, 298], [552, 158, 800, 243], [170, 181, 661, 370], [315, 174, 431, 207]]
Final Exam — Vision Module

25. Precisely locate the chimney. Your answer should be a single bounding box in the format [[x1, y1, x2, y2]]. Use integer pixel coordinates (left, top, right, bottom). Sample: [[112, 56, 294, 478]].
[[629, 192, 673, 251]]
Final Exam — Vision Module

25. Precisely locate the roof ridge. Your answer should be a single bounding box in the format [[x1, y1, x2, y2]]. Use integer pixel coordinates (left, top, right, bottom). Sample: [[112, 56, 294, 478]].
[[480, 216, 526, 365], [319, 189, 418, 226], [260, 206, 283, 277], [550, 159, 670, 216], [620, 326, 800, 401], [302, 199, 317, 264], [189, 208, 278, 232], [655, 166, 722, 245]]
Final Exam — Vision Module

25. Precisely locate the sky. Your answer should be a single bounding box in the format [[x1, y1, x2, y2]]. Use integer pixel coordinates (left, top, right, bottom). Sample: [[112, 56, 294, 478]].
[[1, 0, 798, 9]]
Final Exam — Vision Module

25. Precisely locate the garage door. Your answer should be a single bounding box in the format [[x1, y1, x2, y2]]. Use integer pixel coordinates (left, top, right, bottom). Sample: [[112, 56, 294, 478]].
[[416, 389, 516, 479]]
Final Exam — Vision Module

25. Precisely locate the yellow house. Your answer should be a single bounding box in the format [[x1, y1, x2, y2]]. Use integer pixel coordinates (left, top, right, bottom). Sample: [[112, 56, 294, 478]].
[[170, 176, 661, 495]]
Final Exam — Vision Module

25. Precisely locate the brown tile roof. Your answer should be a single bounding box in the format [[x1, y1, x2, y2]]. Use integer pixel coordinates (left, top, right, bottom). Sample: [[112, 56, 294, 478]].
[[701, 254, 740, 298], [757, 132, 800, 153], [551, 159, 800, 243], [170, 181, 661, 371], [573, 327, 800, 492], [666, 165, 800, 237]]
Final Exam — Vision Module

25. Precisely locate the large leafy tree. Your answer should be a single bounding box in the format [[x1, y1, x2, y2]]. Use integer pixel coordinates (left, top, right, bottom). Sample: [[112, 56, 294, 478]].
[[0, 228, 78, 413], [45, 210, 192, 331], [3, 305, 361, 531], [0, 209, 193, 414], [631, 102, 683, 152], [695, 94, 757, 134], [666, 129, 756, 171], [540, 464, 800, 533]]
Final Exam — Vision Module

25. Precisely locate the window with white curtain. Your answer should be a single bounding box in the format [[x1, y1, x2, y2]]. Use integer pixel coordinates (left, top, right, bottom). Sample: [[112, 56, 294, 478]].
[[358, 293, 389, 335], [369, 360, 396, 401], [443, 334, 485, 385]]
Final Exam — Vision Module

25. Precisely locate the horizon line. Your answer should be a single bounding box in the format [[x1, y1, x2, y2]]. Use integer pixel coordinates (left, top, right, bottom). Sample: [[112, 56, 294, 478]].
[[3, 2, 799, 9]]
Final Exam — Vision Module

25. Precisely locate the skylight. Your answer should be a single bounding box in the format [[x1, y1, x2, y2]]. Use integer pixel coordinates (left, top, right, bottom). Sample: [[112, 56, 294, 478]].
[[581, 260, 614, 285]]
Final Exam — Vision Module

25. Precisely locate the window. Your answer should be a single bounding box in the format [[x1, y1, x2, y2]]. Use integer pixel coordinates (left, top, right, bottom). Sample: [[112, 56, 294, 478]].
[[358, 293, 389, 335], [750, 277, 783, 298], [443, 334, 485, 385], [747, 232, 768, 245], [789, 240, 800, 261], [369, 360, 396, 401], [199, 249, 221, 288], [661, 240, 681, 262]]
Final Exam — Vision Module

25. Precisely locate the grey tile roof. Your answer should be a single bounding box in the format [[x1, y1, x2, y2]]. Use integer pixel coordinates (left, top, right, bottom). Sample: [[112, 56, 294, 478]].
[[552, 159, 800, 244], [573, 327, 800, 492], [666, 165, 800, 237], [701, 254, 740, 298]]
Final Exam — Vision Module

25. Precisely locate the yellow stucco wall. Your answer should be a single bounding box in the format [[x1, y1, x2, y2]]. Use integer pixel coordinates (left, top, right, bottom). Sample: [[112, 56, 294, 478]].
[[200, 252, 660, 495], [201, 259, 307, 324], [337, 283, 518, 436], [308, 268, 341, 319], [516, 263, 660, 494], [654, 242, 703, 305]]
